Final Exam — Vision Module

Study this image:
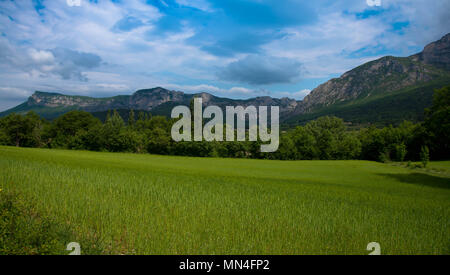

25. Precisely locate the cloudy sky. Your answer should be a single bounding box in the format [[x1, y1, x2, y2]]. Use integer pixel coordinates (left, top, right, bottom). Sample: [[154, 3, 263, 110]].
[[0, 0, 449, 111]]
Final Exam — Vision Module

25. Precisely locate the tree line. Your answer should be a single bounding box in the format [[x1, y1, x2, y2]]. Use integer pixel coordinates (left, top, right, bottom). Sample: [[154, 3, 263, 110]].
[[0, 86, 448, 163]]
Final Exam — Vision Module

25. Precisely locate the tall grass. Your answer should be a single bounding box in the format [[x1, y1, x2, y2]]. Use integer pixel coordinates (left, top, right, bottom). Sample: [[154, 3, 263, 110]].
[[0, 146, 448, 254]]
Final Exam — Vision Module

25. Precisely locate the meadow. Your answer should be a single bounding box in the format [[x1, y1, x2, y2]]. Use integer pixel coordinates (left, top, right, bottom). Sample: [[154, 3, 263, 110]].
[[0, 146, 449, 254]]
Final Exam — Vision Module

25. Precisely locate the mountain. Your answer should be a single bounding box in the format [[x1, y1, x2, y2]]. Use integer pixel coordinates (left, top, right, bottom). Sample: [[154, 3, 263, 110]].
[[1, 33, 450, 126], [286, 33, 450, 126], [0, 87, 298, 120]]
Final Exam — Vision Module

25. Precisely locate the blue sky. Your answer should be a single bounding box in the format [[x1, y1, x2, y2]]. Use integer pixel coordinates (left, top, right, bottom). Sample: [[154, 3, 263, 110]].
[[0, 0, 449, 111]]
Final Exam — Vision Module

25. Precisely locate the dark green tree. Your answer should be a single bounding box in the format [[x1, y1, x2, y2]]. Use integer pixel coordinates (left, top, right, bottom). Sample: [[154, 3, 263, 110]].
[[128, 109, 135, 127], [420, 145, 430, 168], [48, 111, 101, 148], [423, 85, 450, 160], [0, 112, 44, 147]]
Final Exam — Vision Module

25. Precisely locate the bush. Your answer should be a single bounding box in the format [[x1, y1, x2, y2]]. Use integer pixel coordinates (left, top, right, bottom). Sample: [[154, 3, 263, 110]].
[[0, 189, 71, 254], [0, 129, 9, 145], [0, 188, 103, 255], [0, 112, 44, 147], [379, 150, 390, 163], [420, 146, 430, 168], [424, 85, 450, 160], [395, 143, 407, 162], [43, 111, 100, 148]]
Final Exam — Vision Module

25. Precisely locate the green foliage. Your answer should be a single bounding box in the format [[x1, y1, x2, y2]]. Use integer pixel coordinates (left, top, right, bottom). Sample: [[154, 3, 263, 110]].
[[128, 109, 135, 127], [395, 143, 407, 162], [420, 146, 430, 168], [0, 129, 8, 145], [0, 112, 44, 147], [359, 121, 419, 162], [424, 85, 450, 160], [286, 116, 361, 160], [0, 186, 104, 255], [0, 189, 71, 255], [48, 111, 101, 148], [101, 110, 127, 152], [378, 150, 391, 163]]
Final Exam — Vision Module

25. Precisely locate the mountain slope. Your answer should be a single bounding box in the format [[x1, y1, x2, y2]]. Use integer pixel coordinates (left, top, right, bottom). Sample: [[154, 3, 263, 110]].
[[286, 78, 450, 127]]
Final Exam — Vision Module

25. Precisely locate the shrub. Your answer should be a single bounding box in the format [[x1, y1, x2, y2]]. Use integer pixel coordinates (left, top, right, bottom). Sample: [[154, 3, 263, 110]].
[[420, 146, 430, 168], [379, 150, 390, 163], [395, 143, 407, 162], [0, 129, 9, 145], [0, 188, 103, 255]]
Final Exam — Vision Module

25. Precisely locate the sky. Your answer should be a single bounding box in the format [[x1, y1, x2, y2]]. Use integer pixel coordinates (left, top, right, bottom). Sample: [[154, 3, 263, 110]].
[[0, 0, 449, 111]]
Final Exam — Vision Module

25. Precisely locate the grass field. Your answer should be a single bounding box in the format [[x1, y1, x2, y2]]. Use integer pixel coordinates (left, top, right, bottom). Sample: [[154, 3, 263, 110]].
[[0, 146, 449, 255]]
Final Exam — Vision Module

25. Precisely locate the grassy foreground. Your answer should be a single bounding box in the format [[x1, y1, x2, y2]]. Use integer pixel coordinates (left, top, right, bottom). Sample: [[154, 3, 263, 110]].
[[0, 146, 449, 255]]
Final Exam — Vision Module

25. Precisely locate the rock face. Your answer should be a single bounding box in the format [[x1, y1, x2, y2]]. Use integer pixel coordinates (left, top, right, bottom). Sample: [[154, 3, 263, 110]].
[[27, 88, 188, 113], [28, 91, 130, 112], [295, 33, 450, 113], [130, 88, 187, 110], [412, 33, 450, 70]]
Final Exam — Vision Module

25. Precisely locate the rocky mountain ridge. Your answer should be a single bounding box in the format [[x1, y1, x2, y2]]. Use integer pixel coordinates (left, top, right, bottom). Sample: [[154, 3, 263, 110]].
[[21, 87, 299, 119]]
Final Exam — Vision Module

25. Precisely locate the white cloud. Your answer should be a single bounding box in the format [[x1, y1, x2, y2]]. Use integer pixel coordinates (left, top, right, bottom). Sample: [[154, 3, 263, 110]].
[[0, 87, 32, 100], [291, 89, 312, 99], [263, 12, 387, 78], [277, 89, 311, 100], [228, 87, 254, 94], [66, 0, 81, 7], [163, 83, 253, 96], [175, 0, 214, 12], [366, 0, 382, 7], [28, 49, 55, 64], [95, 83, 130, 91]]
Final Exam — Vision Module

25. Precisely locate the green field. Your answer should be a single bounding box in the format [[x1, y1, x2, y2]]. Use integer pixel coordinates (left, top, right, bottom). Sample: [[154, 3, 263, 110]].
[[0, 146, 449, 254]]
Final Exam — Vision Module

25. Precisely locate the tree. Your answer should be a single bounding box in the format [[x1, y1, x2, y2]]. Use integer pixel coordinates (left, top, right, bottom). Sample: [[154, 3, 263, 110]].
[[424, 85, 450, 160], [49, 111, 101, 148], [290, 125, 318, 160], [147, 128, 171, 155], [395, 143, 407, 162], [296, 116, 360, 160], [128, 109, 135, 127], [101, 110, 126, 152], [420, 146, 430, 168], [0, 131, 7, 145], [336, 133, 361, 160], [0, 112, 44, 147], [271, 134, 297, 160], [359, 121, 416, 162]]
